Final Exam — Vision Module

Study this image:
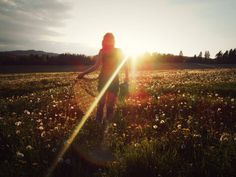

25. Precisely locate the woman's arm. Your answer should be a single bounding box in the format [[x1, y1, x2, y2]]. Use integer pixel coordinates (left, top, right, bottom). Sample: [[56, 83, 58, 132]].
[[77, 54, 101, 79]]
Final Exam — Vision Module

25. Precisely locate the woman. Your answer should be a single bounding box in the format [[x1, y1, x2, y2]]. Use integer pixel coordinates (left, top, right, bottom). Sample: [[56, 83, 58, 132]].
[[77, 33, 129, 123]]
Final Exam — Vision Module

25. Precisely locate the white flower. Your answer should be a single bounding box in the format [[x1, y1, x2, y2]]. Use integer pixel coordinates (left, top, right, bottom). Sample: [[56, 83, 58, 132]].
[[15, 121, 22, 126], [153, 125, 158, 129], [26, 145, 33, 150], [16, 151, 24, 158], [160, 120, 165, 124], [220, 132, 230, 142]]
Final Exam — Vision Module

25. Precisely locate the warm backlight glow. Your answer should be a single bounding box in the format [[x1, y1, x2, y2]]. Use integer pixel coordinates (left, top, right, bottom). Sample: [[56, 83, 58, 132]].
[[45, 57, 129, 177]]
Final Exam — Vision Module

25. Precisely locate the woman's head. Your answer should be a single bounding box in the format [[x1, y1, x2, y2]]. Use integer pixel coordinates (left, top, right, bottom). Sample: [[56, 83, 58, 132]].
[[102, 33, 115, 50]]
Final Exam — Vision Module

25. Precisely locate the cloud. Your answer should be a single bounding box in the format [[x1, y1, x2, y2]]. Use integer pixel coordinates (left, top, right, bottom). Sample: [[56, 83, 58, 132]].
[[0, 0, 71, 51]]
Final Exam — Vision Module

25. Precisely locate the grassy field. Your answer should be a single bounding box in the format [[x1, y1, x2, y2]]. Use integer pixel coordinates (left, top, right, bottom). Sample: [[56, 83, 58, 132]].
[[0, 69, 236, 177]]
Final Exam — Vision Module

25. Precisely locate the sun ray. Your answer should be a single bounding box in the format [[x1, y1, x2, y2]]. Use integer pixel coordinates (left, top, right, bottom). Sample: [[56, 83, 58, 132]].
[[45, 57, 129, 177]]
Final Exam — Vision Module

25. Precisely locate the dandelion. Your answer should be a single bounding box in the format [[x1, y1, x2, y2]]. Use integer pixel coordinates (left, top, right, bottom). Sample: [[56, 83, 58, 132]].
[[15, 121, 22, 126], [41, 131, 46, 137], [155, 116, 159, 122], [220, 132, 230, 142], [153, 125, 158, 129], [193, 134, 201, 138], [38, 126, 44, 130], [24, 110, 30, 115], [26, 145, 33, 150], [16, 151, 24, 158], [160, 120, 165, 124], [16, 130, 20, 135]]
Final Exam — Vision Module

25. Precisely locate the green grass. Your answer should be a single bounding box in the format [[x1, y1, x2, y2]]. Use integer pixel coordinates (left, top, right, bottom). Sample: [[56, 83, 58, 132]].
[[0, 69, 236, 177]]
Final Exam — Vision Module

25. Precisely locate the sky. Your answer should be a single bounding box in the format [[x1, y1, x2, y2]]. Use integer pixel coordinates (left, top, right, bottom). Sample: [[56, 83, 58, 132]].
[[0, 0, 235, 57]]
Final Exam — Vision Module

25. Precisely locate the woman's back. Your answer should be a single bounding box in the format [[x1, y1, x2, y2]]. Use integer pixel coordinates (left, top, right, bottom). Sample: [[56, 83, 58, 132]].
[[99, 48, 123, 82]]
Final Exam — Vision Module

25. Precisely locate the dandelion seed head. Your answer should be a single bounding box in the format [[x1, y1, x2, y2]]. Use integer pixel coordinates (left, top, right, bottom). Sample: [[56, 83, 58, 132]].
[[16, 151, 24, 158], [26, 145, 33, 150], [15, 121, 22, 126], [160, 120, 165, 124], [153, 125, 158, 129]]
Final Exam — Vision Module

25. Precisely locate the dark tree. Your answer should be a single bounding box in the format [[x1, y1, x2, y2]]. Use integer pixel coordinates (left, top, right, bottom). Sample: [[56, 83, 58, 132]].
[[215, 51, 223, 59], [223, 50, 229, 59], [198, 51, 202, 58]]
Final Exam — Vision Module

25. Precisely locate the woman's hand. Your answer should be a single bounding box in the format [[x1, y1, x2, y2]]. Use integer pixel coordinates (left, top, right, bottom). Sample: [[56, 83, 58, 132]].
[[77, 73, 84, 79]]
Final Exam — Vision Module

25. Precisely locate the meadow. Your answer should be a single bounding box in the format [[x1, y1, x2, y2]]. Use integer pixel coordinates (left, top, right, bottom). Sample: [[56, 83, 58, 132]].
[[0, 68, 236, 177]]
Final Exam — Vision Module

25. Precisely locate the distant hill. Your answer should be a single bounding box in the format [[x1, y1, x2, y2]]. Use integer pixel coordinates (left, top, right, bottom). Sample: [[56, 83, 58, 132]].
[[0, 50, 58, 57], [0, 50, 93, 66]]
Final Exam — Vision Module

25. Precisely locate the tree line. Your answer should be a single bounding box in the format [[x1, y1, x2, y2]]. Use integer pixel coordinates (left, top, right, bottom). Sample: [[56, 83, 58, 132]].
[[0, 53, 94, 65], [0, 48, 235, 65], [136, 48, 236, 65]]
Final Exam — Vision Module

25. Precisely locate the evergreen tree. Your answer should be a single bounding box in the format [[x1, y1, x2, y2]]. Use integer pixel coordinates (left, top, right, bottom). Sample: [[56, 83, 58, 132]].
[[216, 51, 223, 59], [198, 51, 202, 58], [223, 50, 229, 59]]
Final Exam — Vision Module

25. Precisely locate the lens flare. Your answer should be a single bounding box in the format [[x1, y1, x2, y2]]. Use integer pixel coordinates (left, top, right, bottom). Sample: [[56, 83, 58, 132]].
[[45, 57, 128, 177]]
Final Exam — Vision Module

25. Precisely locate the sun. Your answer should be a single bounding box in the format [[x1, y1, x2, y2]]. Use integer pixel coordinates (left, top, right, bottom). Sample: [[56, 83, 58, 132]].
[[118, 40, 144, 59]]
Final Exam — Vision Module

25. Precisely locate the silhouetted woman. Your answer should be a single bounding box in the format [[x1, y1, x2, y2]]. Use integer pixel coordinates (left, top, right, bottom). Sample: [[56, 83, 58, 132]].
[[77, 33, 129, 123]]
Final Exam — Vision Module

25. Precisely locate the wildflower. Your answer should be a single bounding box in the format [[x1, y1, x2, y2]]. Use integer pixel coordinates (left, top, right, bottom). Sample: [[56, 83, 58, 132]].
[[16, 151, 24, 158], [38, 126, 44, 130], [220, 132, 230, 142], [160, 120, 165, 124], [41, 131, 46, 137], [15, 121, 22, 126], [193, 134, 201, 138], [153, 125, 158, 129], [26, 145, 33, 150], [24, 110, 30, 115]]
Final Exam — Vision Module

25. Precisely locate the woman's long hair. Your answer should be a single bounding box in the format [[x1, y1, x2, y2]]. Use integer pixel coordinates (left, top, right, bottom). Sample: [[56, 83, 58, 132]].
[[102, 33, 115, 52]]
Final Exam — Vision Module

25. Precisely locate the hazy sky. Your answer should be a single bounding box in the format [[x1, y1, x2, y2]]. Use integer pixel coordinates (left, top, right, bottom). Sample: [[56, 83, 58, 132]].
[[0, 0, 235, 57]]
